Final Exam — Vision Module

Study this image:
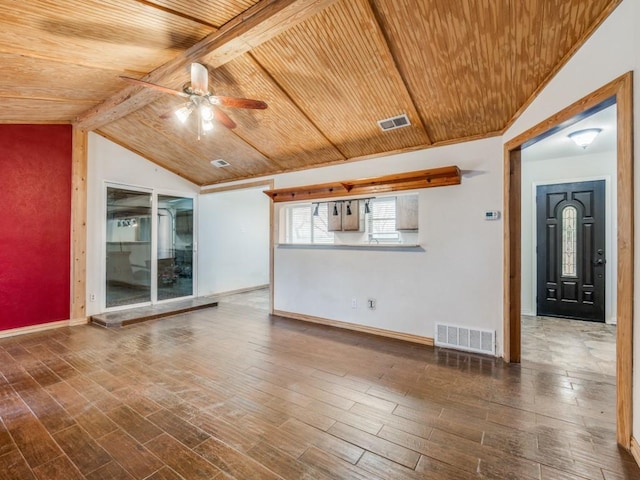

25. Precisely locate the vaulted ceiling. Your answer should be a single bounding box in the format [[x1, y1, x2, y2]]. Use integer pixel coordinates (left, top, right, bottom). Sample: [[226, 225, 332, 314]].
[[1, 0, 620, 186]]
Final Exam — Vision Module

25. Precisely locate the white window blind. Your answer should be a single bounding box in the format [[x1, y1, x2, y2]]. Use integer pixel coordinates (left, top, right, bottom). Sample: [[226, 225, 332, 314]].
[[285, 203, 334, 244], [286, 204, 311, 243], [312, 203, 334, 243], [368, 197, 400, 242]]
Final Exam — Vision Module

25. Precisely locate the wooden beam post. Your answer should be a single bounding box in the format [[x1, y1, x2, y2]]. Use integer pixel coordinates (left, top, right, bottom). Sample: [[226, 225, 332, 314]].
[[70, 127, 88, 322]]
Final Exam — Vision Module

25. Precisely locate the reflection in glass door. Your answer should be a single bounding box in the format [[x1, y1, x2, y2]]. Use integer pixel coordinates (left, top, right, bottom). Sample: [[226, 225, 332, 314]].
[[106, 187, 152, 308], [157, 195, 194, 301]]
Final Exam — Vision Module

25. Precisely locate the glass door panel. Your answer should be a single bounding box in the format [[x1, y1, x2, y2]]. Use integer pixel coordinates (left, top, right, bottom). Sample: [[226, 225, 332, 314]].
[[106, 187, 152, 308], [157, 195, 194, 301]]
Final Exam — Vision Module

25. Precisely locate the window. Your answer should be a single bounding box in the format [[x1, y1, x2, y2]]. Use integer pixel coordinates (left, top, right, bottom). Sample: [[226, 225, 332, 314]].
[[282, 194, 420, 245], [285, 202, 334, 244], [367, 197, 400, 243], [561, 205, 577, 277]]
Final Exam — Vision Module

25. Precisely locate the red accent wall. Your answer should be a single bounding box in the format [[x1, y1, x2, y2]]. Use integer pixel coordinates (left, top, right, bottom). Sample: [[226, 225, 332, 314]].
[[0, 125, 72, 330]]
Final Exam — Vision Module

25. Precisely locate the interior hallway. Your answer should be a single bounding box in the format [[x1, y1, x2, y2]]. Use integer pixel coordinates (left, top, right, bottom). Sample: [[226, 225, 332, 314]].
[[0, 296, 637, 479]]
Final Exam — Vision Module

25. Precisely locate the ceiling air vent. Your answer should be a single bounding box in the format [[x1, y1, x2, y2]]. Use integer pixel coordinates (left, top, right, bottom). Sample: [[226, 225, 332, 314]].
[[377, 113, 411, 132], [211, 159, 230, 168]]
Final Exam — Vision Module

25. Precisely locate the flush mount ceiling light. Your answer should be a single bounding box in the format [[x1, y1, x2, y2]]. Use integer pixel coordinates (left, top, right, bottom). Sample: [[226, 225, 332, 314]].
[[568, 128, 602, 149]]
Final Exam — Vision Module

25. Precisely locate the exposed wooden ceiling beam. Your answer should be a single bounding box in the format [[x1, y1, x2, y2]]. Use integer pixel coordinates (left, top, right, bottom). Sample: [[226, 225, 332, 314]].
[[75, 0, 339, 130]]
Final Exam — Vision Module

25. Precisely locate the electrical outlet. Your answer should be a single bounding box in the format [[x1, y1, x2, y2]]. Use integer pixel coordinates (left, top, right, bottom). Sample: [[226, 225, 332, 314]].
[[351, 297, 357, 309], [367, 298, 376, 310], [89, 294, 96, 302]]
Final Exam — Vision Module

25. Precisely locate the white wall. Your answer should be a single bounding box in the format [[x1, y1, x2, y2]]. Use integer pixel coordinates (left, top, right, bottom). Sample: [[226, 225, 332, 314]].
[[86, 133, 198, 316], [197, 186, 270, 296], [520, 152, 617, 322], [503, 0, 640, 444], [271, 137, 504, 349]]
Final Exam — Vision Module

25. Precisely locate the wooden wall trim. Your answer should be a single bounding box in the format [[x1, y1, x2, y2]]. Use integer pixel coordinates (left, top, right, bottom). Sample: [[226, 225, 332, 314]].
[[505, 73, 630, 150], [70, 128, 88, 321], [615, 71, 634, 448], [631, 437, 640, 469], [273, 310, 434, 346], [503, 146, 521, 363], [269, 181, 275, 314], [201, 179, 274, 195], [503, 71, 634, 449]]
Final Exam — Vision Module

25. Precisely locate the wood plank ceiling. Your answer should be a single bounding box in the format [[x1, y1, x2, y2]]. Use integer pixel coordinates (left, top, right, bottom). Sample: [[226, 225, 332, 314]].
[[0, 0, 620, 186]]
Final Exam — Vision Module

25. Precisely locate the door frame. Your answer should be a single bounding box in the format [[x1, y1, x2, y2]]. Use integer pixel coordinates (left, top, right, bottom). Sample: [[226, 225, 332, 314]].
[[503, 72, 634, 448]]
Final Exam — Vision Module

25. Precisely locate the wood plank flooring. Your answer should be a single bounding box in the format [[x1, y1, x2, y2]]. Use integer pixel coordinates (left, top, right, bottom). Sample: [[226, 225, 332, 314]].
[[1, 302, 639, 479]]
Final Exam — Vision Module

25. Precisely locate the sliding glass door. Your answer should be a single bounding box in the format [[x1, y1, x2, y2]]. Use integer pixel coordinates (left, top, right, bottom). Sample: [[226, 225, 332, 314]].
[[105, 186, 194, 309], [105, 187, 152, 308], [157, 195, 194, 301]]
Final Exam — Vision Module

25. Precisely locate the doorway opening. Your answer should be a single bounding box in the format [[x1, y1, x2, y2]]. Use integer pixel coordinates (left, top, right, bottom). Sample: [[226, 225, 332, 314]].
[[520, 102, 618, 379], [504, 72, 633, 448]]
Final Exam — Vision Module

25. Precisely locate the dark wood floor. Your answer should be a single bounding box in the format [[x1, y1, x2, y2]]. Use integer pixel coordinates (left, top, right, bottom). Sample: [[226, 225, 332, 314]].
[[1, 303, 639, 480]]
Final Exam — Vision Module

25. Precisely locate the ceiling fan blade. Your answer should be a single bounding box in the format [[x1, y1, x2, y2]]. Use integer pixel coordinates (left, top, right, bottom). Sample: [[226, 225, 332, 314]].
[[213, 106, 237, 129], [120, 76, 188, 97], [159, 108, 174, 120], [212, 95, 268, 109], [191, 63, 209, 95]]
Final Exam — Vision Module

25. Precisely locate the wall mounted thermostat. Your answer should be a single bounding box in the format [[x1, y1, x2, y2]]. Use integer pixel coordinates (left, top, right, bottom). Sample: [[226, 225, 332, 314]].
[[485, 210, 501, 220]]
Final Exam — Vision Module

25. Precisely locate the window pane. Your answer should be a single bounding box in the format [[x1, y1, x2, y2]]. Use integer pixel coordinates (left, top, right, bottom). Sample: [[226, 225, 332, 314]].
[[157, 195, 193, 301], [561, 205, 577, 277], [368, 197, 399, 241], [312, 203, 334, 243], [287, 204, 312, 243], [106, 187, 152, 308]]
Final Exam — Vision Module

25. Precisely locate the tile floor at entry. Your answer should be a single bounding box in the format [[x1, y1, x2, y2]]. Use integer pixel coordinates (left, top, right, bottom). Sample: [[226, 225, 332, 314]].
[[522, 315, 617, 377], [0, 291, 636, 479]]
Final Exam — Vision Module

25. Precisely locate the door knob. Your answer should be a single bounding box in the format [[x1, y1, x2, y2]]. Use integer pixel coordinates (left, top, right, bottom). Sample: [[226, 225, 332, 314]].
[[594, 258, 605, 265]]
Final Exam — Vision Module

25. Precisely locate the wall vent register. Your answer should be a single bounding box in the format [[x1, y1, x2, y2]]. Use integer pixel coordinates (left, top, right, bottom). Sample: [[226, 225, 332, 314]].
[[435, 323, 495, 355]]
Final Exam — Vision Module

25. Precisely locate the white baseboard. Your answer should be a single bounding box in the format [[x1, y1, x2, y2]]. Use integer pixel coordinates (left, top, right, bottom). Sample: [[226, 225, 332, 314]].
[[0, 317, 88, 339], [273, 310, 434, 347], [631, 437, 640, 468]]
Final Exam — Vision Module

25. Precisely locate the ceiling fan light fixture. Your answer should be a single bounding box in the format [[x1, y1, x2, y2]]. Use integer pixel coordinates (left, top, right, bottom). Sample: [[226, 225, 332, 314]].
[[200, 104, 214, 122], [202, 119, 214, 132], [568, 128, 602, 149], [175, 104, 193, 124]]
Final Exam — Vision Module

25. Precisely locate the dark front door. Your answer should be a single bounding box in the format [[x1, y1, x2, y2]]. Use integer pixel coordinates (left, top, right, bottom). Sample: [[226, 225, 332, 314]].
[[536, 180, 605, 322]]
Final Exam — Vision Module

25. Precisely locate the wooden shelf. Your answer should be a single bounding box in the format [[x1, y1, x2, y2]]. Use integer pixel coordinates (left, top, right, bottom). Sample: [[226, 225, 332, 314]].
[[263, 166, 461, 202], [341, 166, 460, 195], [263, 182, 349, 202]]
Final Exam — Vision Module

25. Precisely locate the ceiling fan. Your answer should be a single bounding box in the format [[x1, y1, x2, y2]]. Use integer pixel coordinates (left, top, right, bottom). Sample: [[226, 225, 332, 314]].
[[120, 63, 267, 137]]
